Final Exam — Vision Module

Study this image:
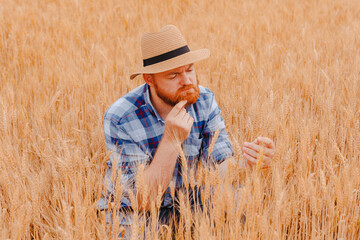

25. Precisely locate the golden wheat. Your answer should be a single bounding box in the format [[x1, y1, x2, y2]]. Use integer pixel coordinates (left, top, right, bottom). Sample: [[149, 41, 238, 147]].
[[256, 145, 265, 172], [1, 0, 360, 239]]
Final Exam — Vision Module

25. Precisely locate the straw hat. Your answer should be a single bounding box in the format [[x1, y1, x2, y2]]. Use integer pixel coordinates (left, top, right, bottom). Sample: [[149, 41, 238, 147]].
[[130, 25, 210, 80]]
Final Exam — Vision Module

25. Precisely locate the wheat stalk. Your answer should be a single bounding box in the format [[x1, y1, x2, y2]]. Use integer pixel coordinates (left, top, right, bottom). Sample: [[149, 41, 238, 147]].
[[256, 144, 265, 172], [2, 0, 360, 239], [208, 129, 220, 159]]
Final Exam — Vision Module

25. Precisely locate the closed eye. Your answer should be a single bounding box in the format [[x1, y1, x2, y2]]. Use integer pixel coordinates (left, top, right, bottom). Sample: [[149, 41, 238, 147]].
[[169, 73, 178, 79]]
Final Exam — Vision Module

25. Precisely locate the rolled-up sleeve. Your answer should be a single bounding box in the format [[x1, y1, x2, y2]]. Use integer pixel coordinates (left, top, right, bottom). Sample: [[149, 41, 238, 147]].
[[200, 94, 234, 165]]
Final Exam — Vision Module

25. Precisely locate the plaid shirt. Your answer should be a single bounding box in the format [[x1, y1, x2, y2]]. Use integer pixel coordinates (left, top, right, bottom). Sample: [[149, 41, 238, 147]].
[[102, 83, 233, 209]]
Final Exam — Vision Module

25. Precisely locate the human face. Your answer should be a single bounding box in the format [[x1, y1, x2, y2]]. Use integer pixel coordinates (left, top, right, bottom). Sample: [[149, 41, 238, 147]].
[[151, 64, 199, 107]]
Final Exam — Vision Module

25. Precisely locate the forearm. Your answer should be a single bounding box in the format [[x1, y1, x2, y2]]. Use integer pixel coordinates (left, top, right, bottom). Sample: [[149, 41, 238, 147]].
[[135, 100, 194, 211], [137, 135, 179, 211]]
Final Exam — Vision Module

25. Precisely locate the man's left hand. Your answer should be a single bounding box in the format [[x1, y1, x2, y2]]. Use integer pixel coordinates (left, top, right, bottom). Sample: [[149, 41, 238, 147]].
[[242, 136, 275, 169]]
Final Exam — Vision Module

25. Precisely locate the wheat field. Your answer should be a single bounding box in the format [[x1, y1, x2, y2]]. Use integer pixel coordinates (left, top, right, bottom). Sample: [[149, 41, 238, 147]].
[[1, 0, 360, 239]]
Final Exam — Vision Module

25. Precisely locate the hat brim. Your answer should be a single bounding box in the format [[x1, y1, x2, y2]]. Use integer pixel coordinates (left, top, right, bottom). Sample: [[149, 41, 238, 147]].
[[130, 48, 210, 80]]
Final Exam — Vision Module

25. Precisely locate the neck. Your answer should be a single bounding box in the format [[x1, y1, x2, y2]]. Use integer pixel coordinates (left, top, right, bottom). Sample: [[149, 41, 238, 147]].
[[148, 87, 173, 120]]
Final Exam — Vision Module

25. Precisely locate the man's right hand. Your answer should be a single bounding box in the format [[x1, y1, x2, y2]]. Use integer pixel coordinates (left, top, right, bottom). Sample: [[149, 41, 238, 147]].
[[140, 100, 193, 211], [163, 100, 194, 144]]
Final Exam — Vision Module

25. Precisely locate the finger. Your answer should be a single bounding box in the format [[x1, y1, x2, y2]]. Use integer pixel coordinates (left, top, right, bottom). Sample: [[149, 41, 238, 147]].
[[243, 142, 260, 152], [186, 114, 194, 124], [176, 108, 187, 118], [262, 156, 272, 167], [187, 116, 194, 127], [244, 153, 272, 169], [256, 137, 275, 149], [169, 100, 187, 117], [183, 113, 191, 122], [243, 153, 256, 166], [245, 145, 274, 158], [242, 146, 258, 159], [264, 148, 275, 158]]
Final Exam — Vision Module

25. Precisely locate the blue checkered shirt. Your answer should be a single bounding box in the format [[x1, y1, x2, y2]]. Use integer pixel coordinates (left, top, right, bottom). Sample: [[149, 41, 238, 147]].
[[102, 83, 233, 209]]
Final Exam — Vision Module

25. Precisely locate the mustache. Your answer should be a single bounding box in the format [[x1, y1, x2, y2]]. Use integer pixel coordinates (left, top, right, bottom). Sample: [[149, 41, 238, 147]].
[[178, 85, 198, 92]]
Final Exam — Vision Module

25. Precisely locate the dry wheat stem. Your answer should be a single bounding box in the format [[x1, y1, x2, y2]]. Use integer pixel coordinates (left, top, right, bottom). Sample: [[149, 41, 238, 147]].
[[1, 0, 359, 239]]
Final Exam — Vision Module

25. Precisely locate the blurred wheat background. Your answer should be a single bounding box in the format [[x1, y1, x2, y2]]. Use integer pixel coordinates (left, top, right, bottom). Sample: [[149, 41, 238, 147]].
[[1, 0, 360, 239]]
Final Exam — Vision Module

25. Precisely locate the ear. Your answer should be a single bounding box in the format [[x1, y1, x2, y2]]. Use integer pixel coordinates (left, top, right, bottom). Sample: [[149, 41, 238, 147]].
[[143, 74, 155, 87]]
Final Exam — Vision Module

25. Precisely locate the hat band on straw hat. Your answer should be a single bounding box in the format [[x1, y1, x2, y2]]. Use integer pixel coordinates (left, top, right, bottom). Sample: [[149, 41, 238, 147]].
[[130, 25, 210, 79], [143, 45, 190, 67]]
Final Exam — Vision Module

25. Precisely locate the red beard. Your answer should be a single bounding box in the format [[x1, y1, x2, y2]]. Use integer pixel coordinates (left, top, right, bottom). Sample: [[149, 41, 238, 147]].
[[154, 79, 200, 107]]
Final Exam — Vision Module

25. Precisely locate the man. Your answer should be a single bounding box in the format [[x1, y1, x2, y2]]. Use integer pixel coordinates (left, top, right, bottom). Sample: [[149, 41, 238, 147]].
[[100, 25, 275, 237]]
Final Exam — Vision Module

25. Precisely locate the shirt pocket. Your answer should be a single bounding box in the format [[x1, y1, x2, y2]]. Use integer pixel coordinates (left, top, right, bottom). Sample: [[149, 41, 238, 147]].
[[182, 137, 203, 159]]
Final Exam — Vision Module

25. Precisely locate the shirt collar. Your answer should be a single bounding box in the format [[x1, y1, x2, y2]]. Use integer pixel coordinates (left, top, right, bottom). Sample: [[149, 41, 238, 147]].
[[144, 84, 165, 123]]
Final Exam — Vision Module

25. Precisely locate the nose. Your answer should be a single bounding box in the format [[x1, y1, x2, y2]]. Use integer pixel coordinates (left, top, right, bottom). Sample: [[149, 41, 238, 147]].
[[179, 72, 192, 85]]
